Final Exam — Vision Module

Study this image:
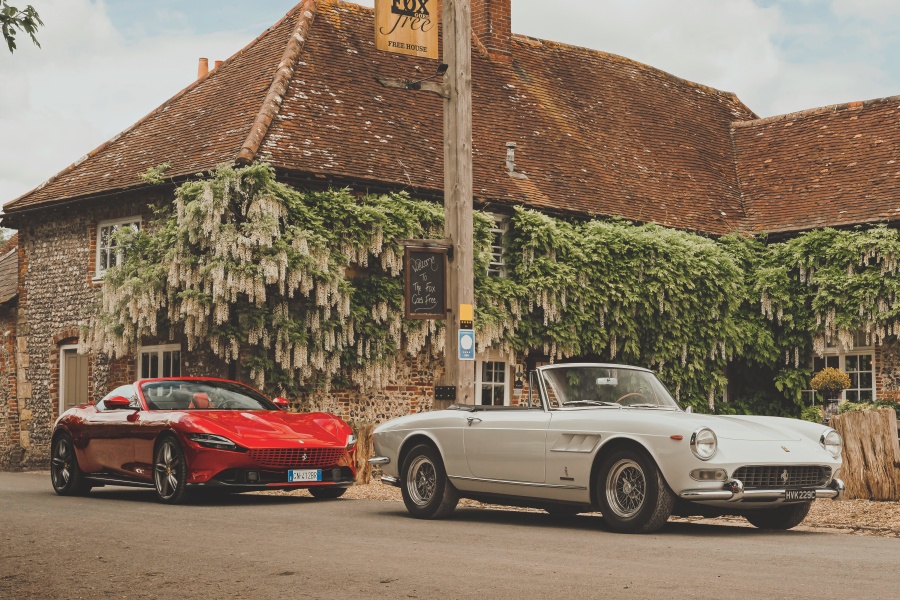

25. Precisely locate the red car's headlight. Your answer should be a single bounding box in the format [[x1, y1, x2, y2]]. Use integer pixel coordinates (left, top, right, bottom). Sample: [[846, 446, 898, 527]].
[[187, 433, 242, 452]]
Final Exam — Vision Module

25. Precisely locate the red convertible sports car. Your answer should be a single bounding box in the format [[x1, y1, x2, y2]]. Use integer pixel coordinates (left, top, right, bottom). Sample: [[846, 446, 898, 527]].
[[50, 377, 357, 504]]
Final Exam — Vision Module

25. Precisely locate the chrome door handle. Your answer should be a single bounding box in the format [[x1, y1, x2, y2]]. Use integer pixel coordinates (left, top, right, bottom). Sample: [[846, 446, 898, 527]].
[[467, 417, 482, 426]]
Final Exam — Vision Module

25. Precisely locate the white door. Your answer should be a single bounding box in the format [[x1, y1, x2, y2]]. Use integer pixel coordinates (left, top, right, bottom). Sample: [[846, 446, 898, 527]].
[[463, 410, 551, 483]]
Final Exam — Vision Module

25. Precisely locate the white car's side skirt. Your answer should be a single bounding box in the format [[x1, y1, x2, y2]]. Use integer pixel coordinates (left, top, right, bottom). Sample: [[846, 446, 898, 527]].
[[449, 475, 588, 491]]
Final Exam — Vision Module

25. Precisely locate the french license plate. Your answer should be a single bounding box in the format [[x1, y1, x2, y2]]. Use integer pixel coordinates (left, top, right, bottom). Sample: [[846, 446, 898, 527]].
[[785, 489, 816, 501], [288, 469, 322, 483]]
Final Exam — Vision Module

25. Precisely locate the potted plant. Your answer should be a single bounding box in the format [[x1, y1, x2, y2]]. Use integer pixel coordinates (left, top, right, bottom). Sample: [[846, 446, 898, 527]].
[[810, 367, 851, 423]]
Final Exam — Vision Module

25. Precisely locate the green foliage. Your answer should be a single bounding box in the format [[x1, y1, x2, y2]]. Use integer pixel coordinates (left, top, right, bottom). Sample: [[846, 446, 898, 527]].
[[810, 367, 851, 397], [799, 405, 823, 423], [140, 162, 172, 185], [1, 2, 42, 53], [91, 163, 900, 412]]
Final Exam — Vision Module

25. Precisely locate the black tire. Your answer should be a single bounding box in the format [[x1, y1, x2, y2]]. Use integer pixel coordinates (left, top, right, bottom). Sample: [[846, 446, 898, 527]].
[[50, 434, 92, 496], [743, 502, 812, 530], [596, 448, 674, 534], [308, 486, 348, 499], [400, 444, 459, 519], [153, 437, 190, 504]]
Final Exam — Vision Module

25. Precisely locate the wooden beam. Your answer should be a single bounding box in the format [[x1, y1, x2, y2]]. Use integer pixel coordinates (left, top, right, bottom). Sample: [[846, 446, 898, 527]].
[[438, 0, 476, 409]]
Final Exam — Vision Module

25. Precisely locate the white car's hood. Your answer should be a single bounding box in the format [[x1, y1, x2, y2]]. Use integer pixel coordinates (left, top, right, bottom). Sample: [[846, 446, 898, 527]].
[[675, 413, 804, 442]]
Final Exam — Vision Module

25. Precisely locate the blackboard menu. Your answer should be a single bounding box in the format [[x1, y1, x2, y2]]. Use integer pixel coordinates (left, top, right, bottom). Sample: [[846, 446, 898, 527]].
[[404, 246, 448, 319]]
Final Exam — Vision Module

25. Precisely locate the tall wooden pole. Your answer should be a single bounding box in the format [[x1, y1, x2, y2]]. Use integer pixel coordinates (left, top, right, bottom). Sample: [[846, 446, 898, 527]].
[[440, 0, 475, 408]]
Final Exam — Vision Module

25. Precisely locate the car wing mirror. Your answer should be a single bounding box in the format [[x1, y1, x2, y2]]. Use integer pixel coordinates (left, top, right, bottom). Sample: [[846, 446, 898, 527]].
[[684, 405, 693, 414], [273, 397, 290, 410], [106, 395, 135, 410]]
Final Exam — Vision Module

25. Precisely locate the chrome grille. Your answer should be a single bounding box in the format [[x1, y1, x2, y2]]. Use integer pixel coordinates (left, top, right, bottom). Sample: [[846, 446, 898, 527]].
[[248, 447, 347, 469], [733, 466, 831, 489]]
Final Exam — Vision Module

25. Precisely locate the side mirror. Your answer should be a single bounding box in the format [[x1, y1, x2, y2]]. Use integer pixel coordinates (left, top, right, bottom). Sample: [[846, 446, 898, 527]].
[[106, 395, 135, 410], [273, 397, 290, 410], [684, 406, 693, 414]]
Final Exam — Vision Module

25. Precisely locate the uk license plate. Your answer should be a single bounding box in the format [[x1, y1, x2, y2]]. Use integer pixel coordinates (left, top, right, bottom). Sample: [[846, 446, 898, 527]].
[[288, 469, 322, 482], [785, 489, 816, 501]]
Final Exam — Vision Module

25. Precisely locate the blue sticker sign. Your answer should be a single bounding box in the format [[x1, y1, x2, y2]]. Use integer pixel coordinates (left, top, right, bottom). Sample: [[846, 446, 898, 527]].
[[458, 329, 475, 361]]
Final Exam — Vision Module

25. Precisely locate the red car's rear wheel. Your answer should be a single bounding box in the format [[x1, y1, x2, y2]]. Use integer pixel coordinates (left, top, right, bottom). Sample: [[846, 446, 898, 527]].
[[50, 434, 92, 496]]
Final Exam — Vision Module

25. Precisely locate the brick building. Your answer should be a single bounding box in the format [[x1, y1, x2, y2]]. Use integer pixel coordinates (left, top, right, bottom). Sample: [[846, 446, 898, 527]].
[[2, 0, 900, 469]]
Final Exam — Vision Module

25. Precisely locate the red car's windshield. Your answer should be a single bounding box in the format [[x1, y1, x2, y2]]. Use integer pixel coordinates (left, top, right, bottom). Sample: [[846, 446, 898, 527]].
[[140, 380, 277, 411]]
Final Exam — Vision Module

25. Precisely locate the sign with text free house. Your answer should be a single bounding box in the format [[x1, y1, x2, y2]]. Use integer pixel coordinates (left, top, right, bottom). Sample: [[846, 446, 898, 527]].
[[375, 0, 439, 59]]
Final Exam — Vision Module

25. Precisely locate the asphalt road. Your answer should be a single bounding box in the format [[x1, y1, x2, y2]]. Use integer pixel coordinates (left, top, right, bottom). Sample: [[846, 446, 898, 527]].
[[1, 471, 898, 600]]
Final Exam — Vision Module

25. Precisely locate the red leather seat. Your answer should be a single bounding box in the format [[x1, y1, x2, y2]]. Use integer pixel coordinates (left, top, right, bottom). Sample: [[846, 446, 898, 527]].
[[189, 392, 211, 409]]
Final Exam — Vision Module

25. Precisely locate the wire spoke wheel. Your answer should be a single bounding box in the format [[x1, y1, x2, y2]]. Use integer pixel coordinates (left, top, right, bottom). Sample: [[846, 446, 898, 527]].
[[407, 455, 437, 506], [400, 444, 459, 519], [606, 458, 647, 518]]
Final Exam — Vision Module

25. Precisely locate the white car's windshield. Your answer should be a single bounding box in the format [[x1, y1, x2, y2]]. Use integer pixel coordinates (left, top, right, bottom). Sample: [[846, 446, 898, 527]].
[[539, 365, 679, 410]]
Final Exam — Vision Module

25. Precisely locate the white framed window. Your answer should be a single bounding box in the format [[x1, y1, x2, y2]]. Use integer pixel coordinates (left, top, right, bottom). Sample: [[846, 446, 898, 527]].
[[95, 217, 141, 278], [812, 334, 875, 403], [487, 215, 508, 278], [476, 351, 511, 406], [138, 344, 182, 379]]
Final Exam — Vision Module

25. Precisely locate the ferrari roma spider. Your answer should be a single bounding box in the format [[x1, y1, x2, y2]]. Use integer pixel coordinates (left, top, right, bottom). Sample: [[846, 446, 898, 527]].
[[50, 377, 357, 503], [371, 363, 845, 533]]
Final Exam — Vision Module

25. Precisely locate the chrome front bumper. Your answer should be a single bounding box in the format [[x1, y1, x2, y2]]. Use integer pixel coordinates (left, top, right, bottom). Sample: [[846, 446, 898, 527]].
[[368, 456, 391, 466], [680, 478, 845, 502]]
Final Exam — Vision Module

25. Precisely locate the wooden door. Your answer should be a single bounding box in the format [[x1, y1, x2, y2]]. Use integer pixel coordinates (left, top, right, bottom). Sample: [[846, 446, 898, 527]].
[[62, 348, 89, 411]]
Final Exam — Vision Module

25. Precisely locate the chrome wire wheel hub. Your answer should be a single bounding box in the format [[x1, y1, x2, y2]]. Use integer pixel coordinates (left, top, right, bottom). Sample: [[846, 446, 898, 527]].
[[407, 456, 436, 506], [606, 459, 647, 518], [154, 443, 180, 499], [51, 439, 72, 488]]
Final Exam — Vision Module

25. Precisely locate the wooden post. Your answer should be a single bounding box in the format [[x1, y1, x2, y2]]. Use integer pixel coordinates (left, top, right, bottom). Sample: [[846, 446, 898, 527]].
[[438, 0, 476, 408]]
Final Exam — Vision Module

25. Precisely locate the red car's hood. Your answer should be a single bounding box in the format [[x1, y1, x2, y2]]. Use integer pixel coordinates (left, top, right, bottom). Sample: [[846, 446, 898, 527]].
[[184, 411, 347, 448]]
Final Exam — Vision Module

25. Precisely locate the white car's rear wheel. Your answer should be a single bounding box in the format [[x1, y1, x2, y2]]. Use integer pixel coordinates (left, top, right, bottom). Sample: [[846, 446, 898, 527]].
[[743, 502, 812, 530], [401, 444, 459, 519], [597, 448, 674, 533]]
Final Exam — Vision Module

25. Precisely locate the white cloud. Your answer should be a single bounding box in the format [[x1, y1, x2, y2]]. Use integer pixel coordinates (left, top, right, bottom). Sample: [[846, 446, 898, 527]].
[[830, 0, 900, 19], [0, 0, 254, 206]]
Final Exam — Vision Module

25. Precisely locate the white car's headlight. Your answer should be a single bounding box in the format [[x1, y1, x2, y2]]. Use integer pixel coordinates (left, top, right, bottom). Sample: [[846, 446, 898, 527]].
[[820, 429, 842, 459], [690, 427, 718, 460]]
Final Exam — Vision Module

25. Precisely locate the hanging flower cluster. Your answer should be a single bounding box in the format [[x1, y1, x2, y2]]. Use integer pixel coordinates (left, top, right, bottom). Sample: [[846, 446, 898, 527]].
[[87, 162, 900, 415]]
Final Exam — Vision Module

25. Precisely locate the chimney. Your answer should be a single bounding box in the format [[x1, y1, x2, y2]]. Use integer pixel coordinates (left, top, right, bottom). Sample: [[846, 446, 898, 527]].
[[471, 0, 512, 62], [197, 57, 209, 79], [214, 60, 223, 70]]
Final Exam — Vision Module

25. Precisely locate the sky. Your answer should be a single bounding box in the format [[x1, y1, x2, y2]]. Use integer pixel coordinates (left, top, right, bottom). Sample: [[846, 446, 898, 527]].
[[2, 0, 900, 208]]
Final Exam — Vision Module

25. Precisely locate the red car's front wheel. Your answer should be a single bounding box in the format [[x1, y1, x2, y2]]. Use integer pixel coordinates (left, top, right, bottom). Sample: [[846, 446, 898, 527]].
[[154, 438, 189, 504]]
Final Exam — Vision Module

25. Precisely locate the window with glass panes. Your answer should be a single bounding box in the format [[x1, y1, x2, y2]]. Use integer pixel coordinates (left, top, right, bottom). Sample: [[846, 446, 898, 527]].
[[812, 353, 874, 402], [138, 345, 181, 379], [96, 217, 140, 278], [479, 360, 507, 405]]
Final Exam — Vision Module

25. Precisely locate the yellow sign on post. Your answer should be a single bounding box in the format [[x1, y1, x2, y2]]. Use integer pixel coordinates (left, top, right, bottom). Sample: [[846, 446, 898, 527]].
[[374, 0, 439, 59]]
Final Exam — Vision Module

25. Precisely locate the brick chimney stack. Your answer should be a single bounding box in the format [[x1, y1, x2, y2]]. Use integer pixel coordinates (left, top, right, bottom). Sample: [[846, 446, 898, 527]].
[[197, 57, 209, 79], [471, 0, 512, 62]]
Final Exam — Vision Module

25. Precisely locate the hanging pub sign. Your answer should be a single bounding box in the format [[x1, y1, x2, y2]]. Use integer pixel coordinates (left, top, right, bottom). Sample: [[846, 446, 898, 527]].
[[404, 245, 448, 319], [375, 0, 439, 59]]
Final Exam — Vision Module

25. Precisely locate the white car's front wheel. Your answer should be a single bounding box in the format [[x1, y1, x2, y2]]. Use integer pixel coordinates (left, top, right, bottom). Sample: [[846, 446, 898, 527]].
[[400, 444, 459, 519], [597, 448, 674, 533]]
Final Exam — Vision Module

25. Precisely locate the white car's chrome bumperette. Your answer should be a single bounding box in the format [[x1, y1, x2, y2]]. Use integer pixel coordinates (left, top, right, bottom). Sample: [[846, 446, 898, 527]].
[[680, 477, 845, 502], [381, 475, 400, 487], [368, 456, 391, 466]]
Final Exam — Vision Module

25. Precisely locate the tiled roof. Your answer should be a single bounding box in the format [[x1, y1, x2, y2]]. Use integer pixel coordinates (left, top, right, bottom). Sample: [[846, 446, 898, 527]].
[[8, 1, 897, 237], [734, 97, 900, 234]]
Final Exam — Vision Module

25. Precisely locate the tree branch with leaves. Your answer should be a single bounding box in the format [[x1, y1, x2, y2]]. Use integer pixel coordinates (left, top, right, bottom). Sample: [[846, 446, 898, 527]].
[[1, 1, 43, 53]]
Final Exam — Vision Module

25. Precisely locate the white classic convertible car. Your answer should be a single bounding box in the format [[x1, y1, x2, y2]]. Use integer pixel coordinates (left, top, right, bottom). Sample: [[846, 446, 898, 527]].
[[370, 363, 845, 533]]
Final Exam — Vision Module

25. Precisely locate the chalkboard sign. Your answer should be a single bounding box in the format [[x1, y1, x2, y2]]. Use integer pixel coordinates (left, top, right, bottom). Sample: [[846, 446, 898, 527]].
[[404, 246, 448, 319]]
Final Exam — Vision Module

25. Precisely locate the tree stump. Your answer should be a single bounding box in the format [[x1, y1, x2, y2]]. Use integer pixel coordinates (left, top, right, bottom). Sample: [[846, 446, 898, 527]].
[[352, 422, 376, 485], [830, 409, 900, 501]]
